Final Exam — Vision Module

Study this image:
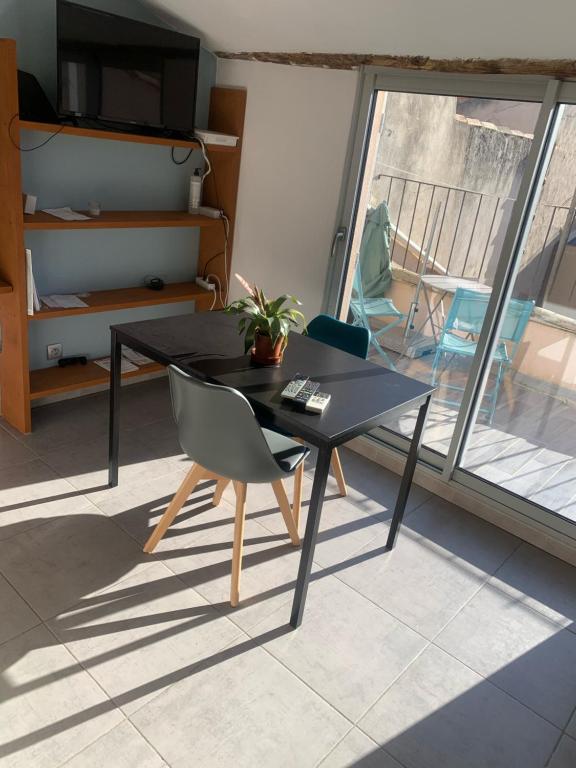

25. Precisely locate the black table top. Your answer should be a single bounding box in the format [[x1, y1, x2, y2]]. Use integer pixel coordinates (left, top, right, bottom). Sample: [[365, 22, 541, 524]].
[[112, 312, 434, 448]]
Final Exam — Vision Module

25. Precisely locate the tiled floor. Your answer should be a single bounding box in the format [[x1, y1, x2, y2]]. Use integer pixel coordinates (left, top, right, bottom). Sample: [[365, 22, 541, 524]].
[[1, 377, 576, 767]]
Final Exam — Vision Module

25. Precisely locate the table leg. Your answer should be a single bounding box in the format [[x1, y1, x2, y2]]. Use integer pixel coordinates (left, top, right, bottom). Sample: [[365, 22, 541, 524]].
[[385, 395, 431, 550], [290, 445, 332, 628], [108, 329, 121, 487]]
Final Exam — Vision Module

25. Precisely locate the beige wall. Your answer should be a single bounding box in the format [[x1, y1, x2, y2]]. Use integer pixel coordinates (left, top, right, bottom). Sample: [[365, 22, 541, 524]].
[[216, 58, 358, 321]]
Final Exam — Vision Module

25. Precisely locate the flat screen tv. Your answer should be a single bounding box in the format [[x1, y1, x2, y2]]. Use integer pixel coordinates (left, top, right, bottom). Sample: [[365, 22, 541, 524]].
[[57, 0, 200, 136]]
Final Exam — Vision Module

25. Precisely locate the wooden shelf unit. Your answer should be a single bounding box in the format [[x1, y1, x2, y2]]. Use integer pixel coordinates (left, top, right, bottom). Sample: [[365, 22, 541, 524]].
[[30, 360, 164, 401], [24, 210, 220, 230], [0, 38, 246, 432], [19, 120, 240, 153], [30, 281, 213, 320]]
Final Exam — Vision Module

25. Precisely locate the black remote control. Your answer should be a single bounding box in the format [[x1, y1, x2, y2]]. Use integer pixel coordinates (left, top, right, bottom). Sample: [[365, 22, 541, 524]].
[[293, 379, 320, 406]]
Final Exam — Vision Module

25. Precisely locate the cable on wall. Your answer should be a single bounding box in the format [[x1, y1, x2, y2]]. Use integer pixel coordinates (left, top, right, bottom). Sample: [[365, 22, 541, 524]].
[[8, 113, 65, 151]]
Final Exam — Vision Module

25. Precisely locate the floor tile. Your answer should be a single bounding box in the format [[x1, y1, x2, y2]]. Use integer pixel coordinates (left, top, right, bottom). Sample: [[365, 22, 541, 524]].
[[250, 573, 426, 721], [0, 625, 123, 768], [304, 446, 431, 518], [318, 729, 402, 768], [0, 426, 36, 469], [492, 544, 576, 634], [436, 581, 576, 728], [61, 720, 167, 767], [359, 645, 559, 768], [335, 498, 518, 639], [131, 638, 349, 768], [48, 562, 242, 715], [222, 476, 392, 569], [0, 459, 94, 542], [0, 572, 39, 646], [41, 431, 184, 505], [101, 468, 217, 533], [548, 736, 576, 768], [10, 396, 108, 456], [0, 513, 147, 620], [124, 490, 301, 631]]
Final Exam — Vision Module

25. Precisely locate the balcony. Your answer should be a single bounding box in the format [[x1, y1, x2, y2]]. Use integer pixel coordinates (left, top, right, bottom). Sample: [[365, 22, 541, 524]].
[[351, 172, 576, 521]]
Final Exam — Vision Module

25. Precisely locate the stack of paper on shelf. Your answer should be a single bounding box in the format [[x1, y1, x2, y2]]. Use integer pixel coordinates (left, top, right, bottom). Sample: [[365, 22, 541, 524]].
[[40, 294, 89, 309], [94, 357, 139, 373]]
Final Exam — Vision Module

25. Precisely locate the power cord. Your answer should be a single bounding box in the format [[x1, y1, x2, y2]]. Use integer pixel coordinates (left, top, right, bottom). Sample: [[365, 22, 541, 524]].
[[170, 145, 195, 165], [8, 113, 66, 151], [171, 132, 230, 303]]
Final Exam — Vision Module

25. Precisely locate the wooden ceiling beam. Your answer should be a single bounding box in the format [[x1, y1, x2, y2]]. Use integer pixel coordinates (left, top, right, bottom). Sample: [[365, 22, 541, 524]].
[[215, 51, 576, 78]]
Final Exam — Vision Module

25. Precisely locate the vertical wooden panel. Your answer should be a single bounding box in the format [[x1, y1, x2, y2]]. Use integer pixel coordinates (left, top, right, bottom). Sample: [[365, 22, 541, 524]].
[[0, 39, 31, 432], [198, 87, 247, 308]]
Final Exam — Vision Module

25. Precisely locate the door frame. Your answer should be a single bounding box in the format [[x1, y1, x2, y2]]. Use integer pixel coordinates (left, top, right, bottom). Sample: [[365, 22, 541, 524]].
[[326, 67, 576, 541]]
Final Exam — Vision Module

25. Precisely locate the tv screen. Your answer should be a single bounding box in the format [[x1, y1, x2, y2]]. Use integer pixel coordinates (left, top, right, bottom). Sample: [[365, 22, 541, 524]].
[[57, 0, 200, 135]]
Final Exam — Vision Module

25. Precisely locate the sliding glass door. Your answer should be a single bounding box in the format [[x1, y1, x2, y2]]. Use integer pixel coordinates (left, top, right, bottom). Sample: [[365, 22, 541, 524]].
[[457, 102, 576, 528], [335, 86, 540, 456], [328, 68, 576, 537]]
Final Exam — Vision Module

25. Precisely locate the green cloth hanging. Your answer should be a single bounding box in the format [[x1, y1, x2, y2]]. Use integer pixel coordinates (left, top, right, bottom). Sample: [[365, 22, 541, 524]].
[[358, 202, 392, 298]]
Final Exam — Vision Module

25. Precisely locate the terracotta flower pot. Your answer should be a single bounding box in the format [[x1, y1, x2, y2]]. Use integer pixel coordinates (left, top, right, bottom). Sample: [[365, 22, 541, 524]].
[[250, 330, 286, 366]]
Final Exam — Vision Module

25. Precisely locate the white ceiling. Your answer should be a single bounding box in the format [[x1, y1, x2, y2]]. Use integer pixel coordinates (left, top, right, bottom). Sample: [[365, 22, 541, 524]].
[[145, 0, 576, 59]]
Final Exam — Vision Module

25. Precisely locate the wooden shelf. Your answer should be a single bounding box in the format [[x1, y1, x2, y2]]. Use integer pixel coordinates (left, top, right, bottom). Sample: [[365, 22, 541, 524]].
[[30, 360, 164, 400], [24, 210, 220, 231], [19, 120, 239, 153], [0, 280, 13, 294], [29, 281, 212, 320]]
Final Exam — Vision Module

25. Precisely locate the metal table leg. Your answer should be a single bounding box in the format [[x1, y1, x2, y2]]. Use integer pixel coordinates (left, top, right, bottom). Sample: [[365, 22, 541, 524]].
[[108, 329, 121, 487], [386, 395, 431, 550], [290, 445, 332, 628]]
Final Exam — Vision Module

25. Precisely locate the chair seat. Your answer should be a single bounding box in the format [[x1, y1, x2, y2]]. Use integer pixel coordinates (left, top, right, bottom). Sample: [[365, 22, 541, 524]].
[[350, 297, 403, 318], [438, 332, 509, 362], [262, 428, 309, 473]]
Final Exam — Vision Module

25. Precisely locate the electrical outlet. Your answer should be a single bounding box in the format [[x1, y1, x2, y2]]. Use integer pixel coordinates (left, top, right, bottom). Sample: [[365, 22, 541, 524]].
[[47, 343, 63, 360]]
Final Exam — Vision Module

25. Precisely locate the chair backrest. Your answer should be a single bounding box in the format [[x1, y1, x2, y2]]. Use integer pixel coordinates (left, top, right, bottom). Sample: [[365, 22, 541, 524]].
[[168, 365, 287, 484], [443, 287, 534, 353], [307, 313, 369, 359]]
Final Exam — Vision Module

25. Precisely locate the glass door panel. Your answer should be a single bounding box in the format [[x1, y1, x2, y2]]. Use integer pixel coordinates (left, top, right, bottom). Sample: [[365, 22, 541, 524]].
[[339, 89, 539, 455], [459, 105, 576, 524]]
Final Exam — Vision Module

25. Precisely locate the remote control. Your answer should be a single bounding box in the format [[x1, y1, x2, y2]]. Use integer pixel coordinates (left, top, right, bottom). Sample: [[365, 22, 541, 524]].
[[293, 379, 320, 406], [305, 392, 331, 413], [281, 374, 308, 400]]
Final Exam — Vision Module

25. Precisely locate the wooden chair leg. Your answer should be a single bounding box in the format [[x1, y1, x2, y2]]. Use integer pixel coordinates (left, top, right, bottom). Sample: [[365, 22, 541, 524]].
[[293, 463, 304, 531], [213, 476, 231, 506], [143, 463, 206, 553], [230, 481, 247, 607], [331, 448, 347, 497], [271, 480, 300, 546]]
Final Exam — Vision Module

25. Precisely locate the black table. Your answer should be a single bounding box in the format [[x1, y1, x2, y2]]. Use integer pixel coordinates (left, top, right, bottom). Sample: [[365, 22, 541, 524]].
[[108, 312, 434, 628]]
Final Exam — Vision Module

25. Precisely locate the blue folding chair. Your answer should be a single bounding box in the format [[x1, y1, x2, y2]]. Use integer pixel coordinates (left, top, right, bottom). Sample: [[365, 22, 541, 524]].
[[349, 264, 406, 370], [431, 287, 534, 422]]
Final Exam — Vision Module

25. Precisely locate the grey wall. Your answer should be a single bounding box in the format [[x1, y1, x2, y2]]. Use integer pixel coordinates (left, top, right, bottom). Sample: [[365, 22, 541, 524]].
[[2, 0, 217, 369]]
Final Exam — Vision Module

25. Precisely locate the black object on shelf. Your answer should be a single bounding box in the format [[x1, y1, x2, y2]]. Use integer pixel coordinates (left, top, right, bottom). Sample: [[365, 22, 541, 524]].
[[145, 276, 165, 291], [58, 355, 87, 367]]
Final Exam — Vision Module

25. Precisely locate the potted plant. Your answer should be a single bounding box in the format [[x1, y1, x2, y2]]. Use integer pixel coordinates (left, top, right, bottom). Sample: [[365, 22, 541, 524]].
[[225, 274, 305, 366]]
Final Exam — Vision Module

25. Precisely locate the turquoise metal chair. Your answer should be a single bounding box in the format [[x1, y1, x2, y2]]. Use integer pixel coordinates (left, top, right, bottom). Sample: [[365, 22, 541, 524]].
[[349, 264, 405, 370], [431, 287, 534, 423]]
